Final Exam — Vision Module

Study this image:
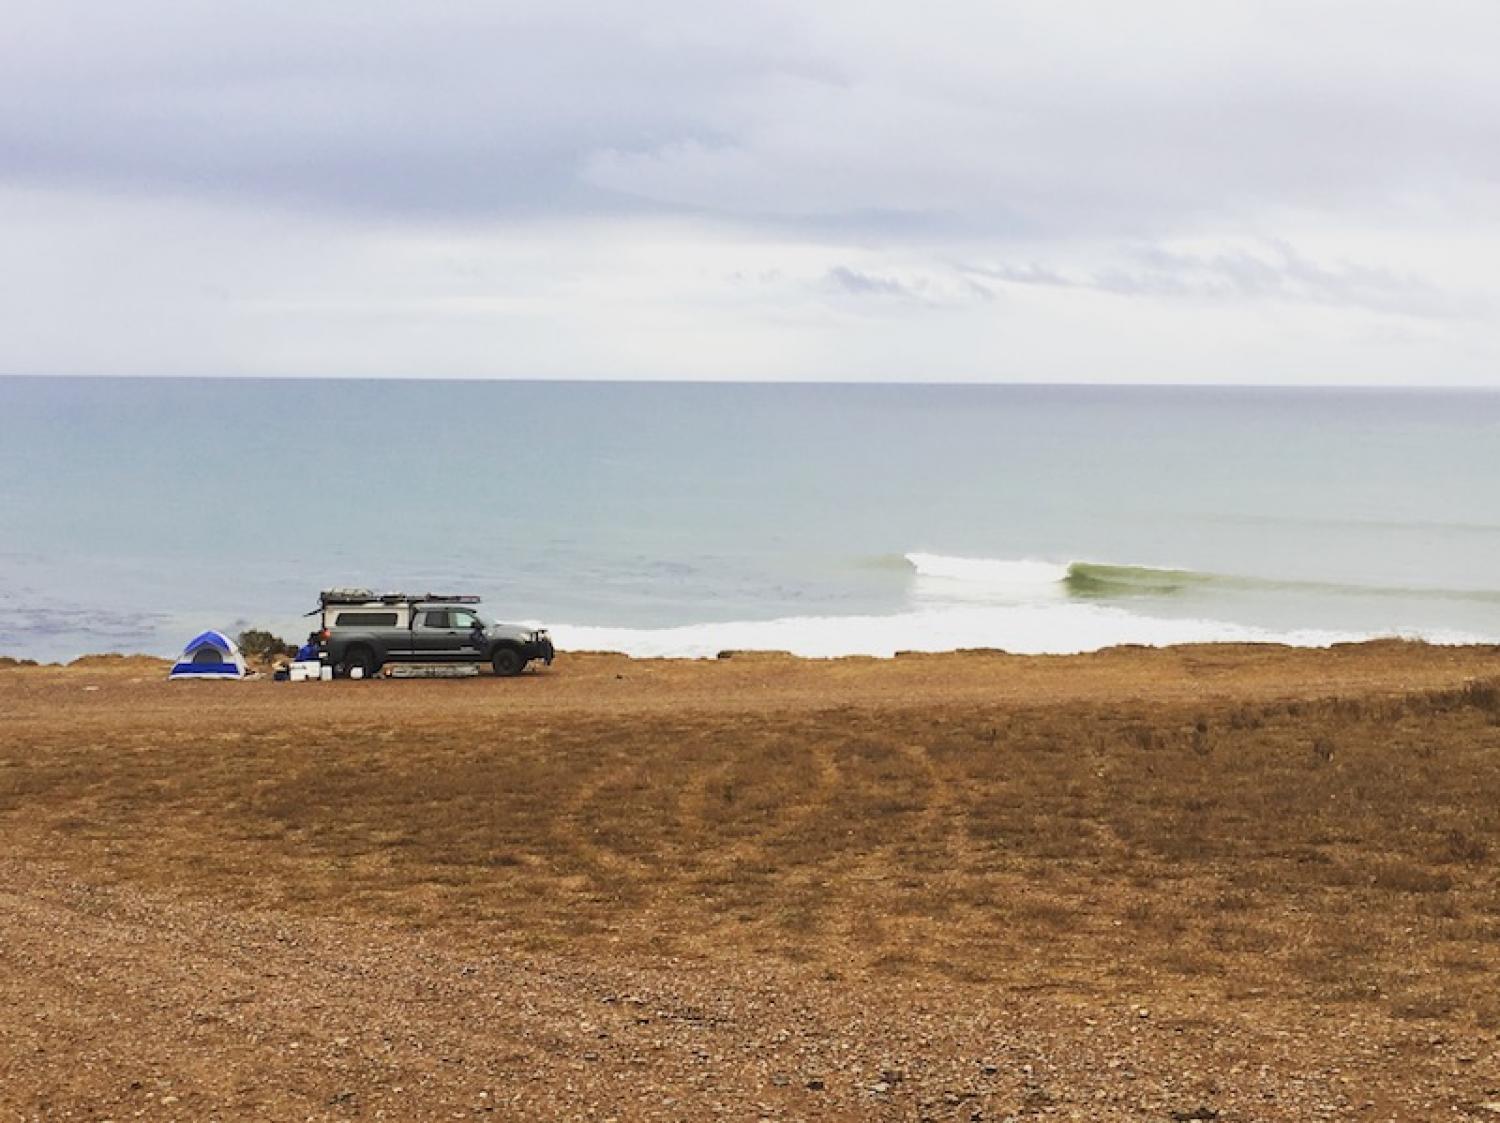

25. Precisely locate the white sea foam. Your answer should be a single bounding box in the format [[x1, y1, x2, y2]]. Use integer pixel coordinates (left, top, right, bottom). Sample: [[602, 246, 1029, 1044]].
[[547, 603, 1478, 661]]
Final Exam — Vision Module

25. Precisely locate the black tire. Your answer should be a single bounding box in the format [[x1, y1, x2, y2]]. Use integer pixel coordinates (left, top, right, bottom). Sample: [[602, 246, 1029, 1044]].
[[491, 646, 526, 677], [344, 646, 377, 680]]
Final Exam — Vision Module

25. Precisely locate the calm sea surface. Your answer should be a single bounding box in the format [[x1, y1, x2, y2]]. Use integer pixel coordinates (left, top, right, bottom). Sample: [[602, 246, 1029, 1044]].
[[1, 377, 1497, 662]]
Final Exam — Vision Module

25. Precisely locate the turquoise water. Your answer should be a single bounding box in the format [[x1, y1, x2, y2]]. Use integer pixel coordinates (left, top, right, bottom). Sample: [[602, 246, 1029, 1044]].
[[1, 377, 1497, 661]]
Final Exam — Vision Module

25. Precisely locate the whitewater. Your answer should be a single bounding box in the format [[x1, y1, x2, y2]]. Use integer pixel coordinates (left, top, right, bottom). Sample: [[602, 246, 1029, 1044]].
[[547, 553, 1488, 659]]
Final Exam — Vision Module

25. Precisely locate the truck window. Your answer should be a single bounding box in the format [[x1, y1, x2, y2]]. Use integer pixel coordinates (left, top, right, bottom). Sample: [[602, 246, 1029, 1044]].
[[335, 611, 399, 627], [419, 610, 451, 629], [450, 610, 479, 630]]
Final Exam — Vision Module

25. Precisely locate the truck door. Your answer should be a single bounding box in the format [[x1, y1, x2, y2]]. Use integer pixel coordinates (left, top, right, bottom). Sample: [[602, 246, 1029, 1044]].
[[447, 608, 485, 658], [413, 609, 483, 661], [413, 609, 456, 660]]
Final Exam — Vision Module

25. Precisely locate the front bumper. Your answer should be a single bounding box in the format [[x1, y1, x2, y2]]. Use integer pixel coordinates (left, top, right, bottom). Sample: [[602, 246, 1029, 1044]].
[[522, 633, 555, 665]]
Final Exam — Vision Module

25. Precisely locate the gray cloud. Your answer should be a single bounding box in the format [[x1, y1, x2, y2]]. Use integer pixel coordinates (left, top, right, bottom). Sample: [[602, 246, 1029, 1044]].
[[825, 265, 996, 309], [826, 266, 920, 300], [5, 0, 1500, 237], [961, 241, 1474, 319], [2, 3, 790, 216]]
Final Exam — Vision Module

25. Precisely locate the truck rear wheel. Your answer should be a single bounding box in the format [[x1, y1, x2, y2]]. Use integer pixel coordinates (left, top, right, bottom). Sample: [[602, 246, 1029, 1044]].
[[344, 646, 377, 680], [492, 647, 526, 677]]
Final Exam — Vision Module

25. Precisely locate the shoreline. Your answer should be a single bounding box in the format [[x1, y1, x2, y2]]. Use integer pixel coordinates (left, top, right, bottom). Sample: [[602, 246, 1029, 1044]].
[[5, 633, 1499, 669]]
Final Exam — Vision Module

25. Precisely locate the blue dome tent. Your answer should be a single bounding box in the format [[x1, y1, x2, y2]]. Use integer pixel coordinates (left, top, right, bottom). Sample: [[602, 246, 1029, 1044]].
[[168, 630, 249, 680]]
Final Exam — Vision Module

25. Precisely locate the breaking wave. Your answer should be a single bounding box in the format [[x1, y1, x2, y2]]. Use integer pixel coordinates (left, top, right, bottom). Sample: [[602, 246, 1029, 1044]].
[[904, 552, 1500, 605], [903, 552, 1215, 604]]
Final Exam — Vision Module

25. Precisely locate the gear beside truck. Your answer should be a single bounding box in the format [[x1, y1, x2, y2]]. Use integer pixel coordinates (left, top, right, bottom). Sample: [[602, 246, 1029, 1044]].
[[313, 589, 555, 679]]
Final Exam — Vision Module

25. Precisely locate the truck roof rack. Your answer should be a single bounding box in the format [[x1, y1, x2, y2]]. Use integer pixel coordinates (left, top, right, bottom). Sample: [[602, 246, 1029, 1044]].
[[318, 589, 482, 607]]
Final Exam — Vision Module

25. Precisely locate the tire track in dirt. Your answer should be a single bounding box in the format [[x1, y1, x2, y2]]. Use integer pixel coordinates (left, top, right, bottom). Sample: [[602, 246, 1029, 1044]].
[[543, 744, 652, 898]]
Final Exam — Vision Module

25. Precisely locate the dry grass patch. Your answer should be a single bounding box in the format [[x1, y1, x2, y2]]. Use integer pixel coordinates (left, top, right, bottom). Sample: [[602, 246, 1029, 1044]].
[[4, 657, 1500, 1027]]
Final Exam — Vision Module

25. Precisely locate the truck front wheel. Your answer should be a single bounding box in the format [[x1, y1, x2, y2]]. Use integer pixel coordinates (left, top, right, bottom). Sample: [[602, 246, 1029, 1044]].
[[491, 647, 526, 677]]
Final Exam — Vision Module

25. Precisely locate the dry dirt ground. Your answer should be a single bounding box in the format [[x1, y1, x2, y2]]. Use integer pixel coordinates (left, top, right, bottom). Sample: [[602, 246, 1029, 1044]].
[[3, 643, 1500, 1121]]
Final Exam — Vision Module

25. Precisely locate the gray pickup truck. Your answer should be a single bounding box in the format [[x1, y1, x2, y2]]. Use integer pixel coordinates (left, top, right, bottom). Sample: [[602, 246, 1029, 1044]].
[[314, 589, 555, 678]]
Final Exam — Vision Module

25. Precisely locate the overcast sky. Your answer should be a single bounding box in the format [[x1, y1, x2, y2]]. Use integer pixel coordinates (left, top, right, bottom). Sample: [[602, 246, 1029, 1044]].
[[4, 0, 1498, 383]]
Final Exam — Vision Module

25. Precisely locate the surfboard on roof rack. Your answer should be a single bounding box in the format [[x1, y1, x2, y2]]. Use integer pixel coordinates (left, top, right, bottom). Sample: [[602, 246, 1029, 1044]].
[[316, 589, 482, 608]]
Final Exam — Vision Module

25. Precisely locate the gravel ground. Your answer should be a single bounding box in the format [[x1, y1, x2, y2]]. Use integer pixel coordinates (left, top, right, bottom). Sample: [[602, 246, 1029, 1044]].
[[4, 645, 1500, 1120], [5, 856, 1499, 1122]]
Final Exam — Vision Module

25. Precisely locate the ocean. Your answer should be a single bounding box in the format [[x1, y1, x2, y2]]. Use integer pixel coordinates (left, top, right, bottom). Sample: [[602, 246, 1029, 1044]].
[[1, 377, 1497, 663]]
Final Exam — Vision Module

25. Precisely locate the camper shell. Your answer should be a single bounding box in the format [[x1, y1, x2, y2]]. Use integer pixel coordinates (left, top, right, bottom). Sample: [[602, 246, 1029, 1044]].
[[314, 588, 554, 678]]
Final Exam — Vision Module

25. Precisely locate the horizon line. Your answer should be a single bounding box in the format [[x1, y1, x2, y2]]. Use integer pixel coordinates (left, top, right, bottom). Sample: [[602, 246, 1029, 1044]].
[[2, 372, 1497, 393]]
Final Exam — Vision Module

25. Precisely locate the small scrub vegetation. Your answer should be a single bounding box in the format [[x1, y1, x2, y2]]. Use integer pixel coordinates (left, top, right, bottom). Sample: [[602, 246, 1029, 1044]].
[[237, 629, 296, 663]]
